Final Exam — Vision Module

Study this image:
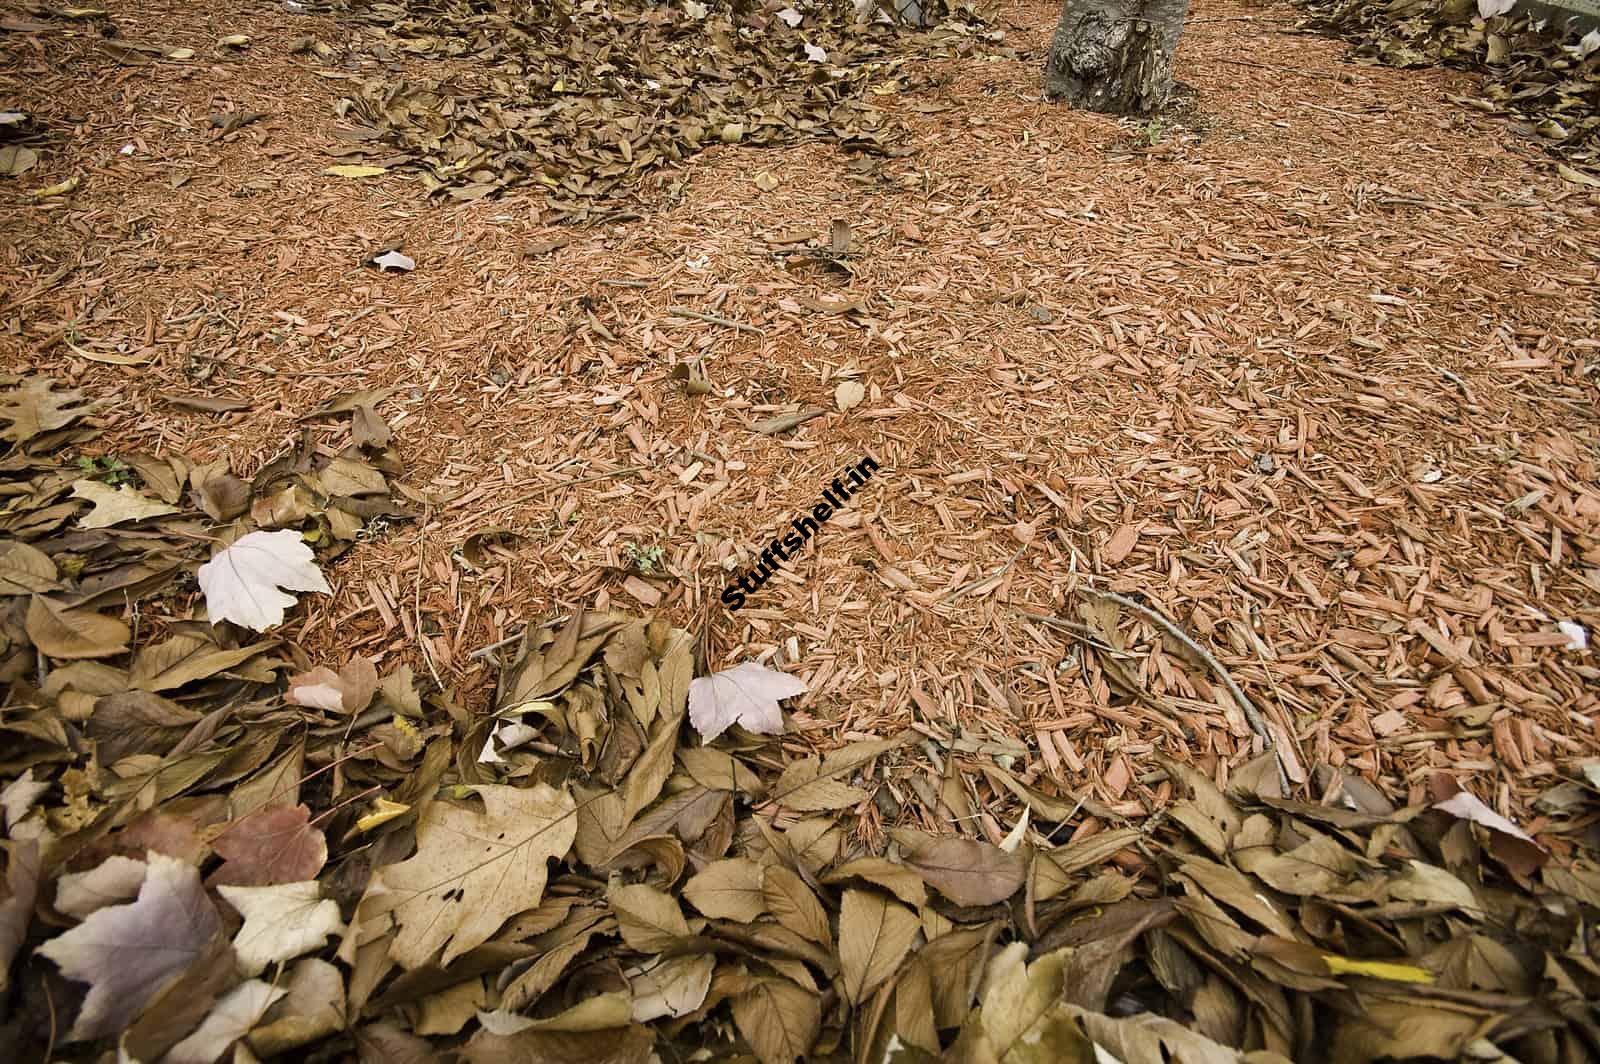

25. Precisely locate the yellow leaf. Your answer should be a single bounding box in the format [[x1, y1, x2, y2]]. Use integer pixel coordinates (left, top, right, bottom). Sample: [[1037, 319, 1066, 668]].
[[219, 34, 250, 48], [1321, 954, 1434, 983], [166, 47, 195, 60], [322, 165, 388, 178], [30, 176, 79, 198], [356, 798, 409, 833]]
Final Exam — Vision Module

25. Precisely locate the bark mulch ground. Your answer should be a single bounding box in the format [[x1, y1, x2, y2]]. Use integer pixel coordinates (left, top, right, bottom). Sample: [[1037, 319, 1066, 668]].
[[3, 0, 1598, 838]]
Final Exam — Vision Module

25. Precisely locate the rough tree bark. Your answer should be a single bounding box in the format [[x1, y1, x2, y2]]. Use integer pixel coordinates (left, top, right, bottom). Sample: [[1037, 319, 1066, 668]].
[[1044, 0, 1189, 115]]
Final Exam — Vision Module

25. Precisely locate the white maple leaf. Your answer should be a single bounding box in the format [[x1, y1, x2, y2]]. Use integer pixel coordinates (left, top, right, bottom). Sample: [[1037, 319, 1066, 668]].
[[372, 250, 415, 272], [803, 42, 828, 63], [220, 880, 345, 976], [1477, 0, 1514, 15], [776, 6, 803, 26], [684, 0, 708, 16], [688, 661, 807, 742], [197, 529, 331, 632]]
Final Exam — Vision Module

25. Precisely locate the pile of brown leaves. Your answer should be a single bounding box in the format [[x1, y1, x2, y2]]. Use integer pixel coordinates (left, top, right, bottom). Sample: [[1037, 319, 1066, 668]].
[[1294, 0, 1600, 175], [2, 376, 1599, 1062], [323, 0, 1004, 209]]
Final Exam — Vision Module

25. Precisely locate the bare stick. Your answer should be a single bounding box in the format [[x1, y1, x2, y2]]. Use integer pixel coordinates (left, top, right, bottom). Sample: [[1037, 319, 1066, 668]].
[[667, 305, 767, 336], [1078, 587, 1274, 744]]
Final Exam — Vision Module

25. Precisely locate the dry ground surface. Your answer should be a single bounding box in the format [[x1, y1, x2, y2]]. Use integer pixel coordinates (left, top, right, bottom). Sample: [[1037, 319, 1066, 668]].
[[3, 0, 1598, 835]]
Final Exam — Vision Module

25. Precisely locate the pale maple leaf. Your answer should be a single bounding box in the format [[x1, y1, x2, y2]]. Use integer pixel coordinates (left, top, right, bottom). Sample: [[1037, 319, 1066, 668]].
[[688, 661, 806, 742], [165, 979, 287, 1064], [37, 852, 220, 1040], [197, 529, 331, 632], [220, 881, 345, 976]]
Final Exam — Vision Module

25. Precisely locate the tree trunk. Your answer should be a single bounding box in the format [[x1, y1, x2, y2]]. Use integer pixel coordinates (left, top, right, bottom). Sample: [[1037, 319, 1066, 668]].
[[1044, 0, 1189, 115]]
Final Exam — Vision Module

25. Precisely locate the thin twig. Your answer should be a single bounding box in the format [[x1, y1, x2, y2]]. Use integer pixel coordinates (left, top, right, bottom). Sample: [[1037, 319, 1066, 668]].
[[941, 544, 1026, 602], [666, 305, 767, 336], [1078, 587, 1274, 745]]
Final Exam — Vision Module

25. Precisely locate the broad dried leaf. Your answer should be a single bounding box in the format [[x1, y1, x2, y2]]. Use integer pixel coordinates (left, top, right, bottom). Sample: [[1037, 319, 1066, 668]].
[[25, 594, 129, 658], [197, 529, 331, 631], [372, 783, 577, 967], [630, 954, 715, 1022], [609, 882, 690, 951], [761, 865, 831, 945], [683, 857, 766, 921], [688, 661, 806, 742], [0, 377, 97, 445], [838, 889, 919, 1005], [247, 957, 346, 1055], [731, 976, 821, 1064], [221, 881, 345, 976], [38, 852, 221, 1040], [71, 479, 179, 527], [210, 805, 328, 886], [896, 833, 1026, 907], [0, 539, 57, 594]]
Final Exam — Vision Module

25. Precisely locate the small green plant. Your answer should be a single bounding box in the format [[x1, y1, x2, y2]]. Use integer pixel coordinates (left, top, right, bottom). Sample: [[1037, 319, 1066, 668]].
[[624, 541, 665, 573], [1135, 117, 1165, 147], [76, 455, 133, 485]]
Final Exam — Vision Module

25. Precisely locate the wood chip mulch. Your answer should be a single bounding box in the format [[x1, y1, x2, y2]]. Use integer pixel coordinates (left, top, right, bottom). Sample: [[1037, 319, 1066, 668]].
[[1, 0, 1596, 838]]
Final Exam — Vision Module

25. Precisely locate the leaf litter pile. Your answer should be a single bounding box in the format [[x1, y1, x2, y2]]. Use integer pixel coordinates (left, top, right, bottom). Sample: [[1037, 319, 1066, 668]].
[[331, 0, 1005, 208], [2, 372, 1600, 1061], [1294, 0, 1600, 179]]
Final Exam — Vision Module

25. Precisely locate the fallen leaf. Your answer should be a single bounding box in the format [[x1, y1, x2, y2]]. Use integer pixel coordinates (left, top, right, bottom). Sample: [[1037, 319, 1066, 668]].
[[1433, 788, 1547, 875], [731, 976, 821, 1064], [210, 804, 329, 886], [221, 881, 345, 976], [287, 658, 379, 714], [356, 798, 409, 833], [29, 175, 79, 198], [166, 979, 286, 1064], [54, 854, 148, 918], [837, 888, 919, 1005], [609, 882, 691, 952], [761, 865, 831, 945], [197, 529, 331, 631], [247, 957, 346, 1055], [754, 171, 780, 191], [25, 595, 130, 659], [683, 857, 766, 921], [833, 380, 865, 411], [165, 394, 250, 414], [1322, 953, 1433, 983], [688, 661, 806, 742], [669, 359, 712, 396], [371, 783, 577, 968], [219, 33, 251, 47], [630, 954, 715, 1022], [0, 145, 37, 176], [0, 377, 98, 446], [38, 852, 221, 1040], [1103, 522, 1140, 565], [0, 841, 40, 995], [897, 833, 1026, 907], [803, 42, 828, 62], [71, 479, 179, 528], [371, 250, 415, 272]]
